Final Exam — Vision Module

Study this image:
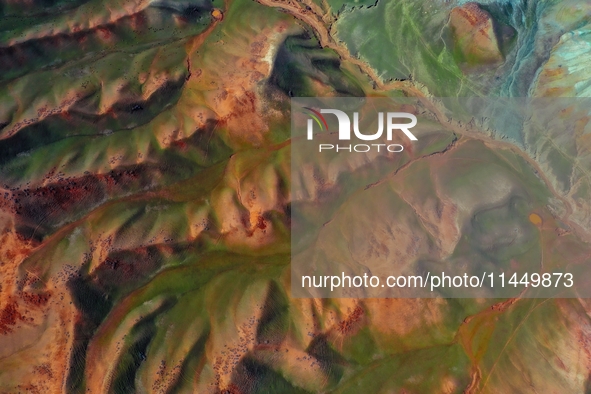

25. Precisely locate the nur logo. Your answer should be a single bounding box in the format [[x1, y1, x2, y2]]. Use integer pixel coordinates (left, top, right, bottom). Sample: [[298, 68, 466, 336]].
[[303, 107, 418, 153]]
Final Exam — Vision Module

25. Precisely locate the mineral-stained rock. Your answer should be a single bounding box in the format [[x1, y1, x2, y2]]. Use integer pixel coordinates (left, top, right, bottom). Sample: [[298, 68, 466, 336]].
[[450, 2, 504, 65]]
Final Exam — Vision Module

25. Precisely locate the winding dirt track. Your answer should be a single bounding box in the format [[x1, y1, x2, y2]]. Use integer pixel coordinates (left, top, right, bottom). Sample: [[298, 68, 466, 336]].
[[254, 0, 587, 243], [250, 1, 591, 391]]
